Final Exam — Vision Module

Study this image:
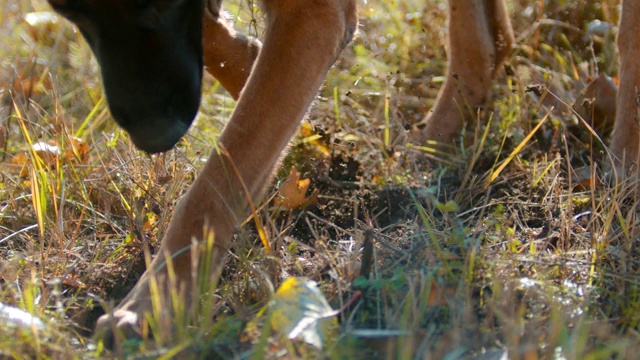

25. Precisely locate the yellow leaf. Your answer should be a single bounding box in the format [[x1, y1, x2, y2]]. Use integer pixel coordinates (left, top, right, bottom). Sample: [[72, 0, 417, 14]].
[[299, 123, 330, 156], [269, 277, 337, 348]]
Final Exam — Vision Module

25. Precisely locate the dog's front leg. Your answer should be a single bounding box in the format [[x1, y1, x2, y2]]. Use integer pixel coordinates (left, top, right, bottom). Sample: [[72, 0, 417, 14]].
[[95, 0, 358, 346], [202, 0, 262, 99]]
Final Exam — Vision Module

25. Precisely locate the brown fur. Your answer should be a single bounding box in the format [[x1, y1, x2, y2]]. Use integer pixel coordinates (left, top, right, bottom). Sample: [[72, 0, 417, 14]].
[[75, 0, 637, 343], [94, 0, 358, 343], [412, 0, 514, 144], [610, 0, 640, 171]]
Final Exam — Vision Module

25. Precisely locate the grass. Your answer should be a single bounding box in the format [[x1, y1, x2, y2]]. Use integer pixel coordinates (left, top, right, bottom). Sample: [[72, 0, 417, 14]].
[[1, 0, 640, 358]]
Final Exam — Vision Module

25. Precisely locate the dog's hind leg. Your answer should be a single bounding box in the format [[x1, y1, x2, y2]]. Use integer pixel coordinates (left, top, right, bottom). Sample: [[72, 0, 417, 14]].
[[412, 0, 514, 147], [610, 0, 640, 171], [95, 0, 358, 345]]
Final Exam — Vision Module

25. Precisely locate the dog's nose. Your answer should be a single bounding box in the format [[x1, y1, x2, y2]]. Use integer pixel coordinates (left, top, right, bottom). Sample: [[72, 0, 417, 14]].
[[125, 118, 191, 153]]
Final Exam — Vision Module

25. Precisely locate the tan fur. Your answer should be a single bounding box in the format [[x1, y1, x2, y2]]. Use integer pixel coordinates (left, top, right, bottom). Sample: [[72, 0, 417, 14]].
[[202, 2, 261, 99], [610, 0, 640, 170], [95, 0, 358, 342], [96, 0, 640, 343], [416, 0, 640, 171], [412, 0, 514, 144]]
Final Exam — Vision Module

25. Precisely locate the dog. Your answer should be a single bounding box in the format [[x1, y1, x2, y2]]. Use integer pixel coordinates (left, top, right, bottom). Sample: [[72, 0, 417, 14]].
[[45, 0, 639, 344]]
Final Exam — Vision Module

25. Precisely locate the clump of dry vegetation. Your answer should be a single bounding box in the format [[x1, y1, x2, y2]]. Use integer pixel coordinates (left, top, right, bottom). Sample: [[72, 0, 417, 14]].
[[1, 0, 639, 358]]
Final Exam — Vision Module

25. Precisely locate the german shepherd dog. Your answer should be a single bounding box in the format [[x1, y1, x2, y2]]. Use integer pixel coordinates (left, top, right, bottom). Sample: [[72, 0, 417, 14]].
[[46, 0, 640, 343]]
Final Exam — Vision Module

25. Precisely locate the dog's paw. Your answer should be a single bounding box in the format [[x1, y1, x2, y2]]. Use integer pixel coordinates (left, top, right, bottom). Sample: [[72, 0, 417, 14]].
[[94, 307, 146, 349]]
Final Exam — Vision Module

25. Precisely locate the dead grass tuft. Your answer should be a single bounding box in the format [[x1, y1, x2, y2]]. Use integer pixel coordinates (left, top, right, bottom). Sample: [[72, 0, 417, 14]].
[[2, 0, 640, 358]]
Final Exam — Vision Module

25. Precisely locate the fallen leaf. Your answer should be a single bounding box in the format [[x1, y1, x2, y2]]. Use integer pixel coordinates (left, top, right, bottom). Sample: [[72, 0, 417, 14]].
[[571, 166, 600, 189], [12, 73, 52, 99], [60, 274, 87, 289], [299, 122, 330, 156], [573, 73, 617, 136], [10, 152, 29, 166], [269, 277, 337, 348], [65, 136, 90, 163], [11, 58, 53, 98], [274, 167, 318, 210], [10, 137, 90, 176], [32, 142, 60, 166]]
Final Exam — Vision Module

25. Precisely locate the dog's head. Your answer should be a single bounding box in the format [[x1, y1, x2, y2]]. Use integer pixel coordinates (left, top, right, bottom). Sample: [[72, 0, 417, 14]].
[[49, 0, 204, 153]]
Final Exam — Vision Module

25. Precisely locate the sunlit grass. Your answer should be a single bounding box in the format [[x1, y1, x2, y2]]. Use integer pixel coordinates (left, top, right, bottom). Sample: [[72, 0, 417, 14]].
[[2, 0, 639, 358]]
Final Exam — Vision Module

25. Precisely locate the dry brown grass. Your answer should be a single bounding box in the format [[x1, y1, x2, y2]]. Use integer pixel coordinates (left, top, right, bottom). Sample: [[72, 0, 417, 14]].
[[1, 0, 640, 358]]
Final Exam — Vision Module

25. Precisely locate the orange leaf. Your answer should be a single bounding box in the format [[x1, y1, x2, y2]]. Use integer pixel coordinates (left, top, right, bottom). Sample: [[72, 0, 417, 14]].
[[10, 152, 29, 166], [275, 167, 318, 210], [66, 136, 90, 163], [61, 274, 87, 289], [11, 59, 53, 98]]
